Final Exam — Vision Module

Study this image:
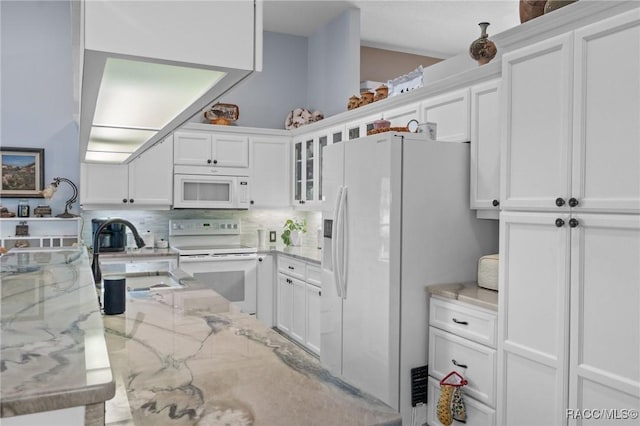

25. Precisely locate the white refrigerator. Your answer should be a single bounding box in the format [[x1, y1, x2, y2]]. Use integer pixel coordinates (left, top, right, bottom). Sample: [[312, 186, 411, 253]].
[[321, 132, 498, 424]]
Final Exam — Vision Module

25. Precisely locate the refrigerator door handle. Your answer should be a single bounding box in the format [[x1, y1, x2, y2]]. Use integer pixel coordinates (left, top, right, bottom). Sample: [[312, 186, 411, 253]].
[[335, 186, 347, 299], [340, 187, 348, 299], [332, 186, 344, 298]]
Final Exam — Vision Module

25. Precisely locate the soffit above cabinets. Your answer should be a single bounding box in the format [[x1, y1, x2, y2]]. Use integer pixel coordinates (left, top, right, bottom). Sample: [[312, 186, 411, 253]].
[[75, 0, 263, 164]]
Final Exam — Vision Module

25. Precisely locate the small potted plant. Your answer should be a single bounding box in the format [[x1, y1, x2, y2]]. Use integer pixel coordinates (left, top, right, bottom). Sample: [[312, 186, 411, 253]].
[[281, 218, 307, 247]]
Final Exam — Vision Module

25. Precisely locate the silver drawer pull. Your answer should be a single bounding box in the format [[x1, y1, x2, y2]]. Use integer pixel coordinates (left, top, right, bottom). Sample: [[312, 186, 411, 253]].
[[452, 318, 468, 325], [452, 359, 468, 369]]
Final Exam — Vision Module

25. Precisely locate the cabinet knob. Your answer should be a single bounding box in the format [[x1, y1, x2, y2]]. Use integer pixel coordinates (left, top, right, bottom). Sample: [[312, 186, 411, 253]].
[[250, 200, 254, 205], [206, 159, 212, 164], [319, 290, 322, 296], [258, 257, 263, 262], [129, 199, 134, 203], [568, 197, 579, 207], [555, 218, 565, 228], [492, 199, 500, 207], [555, 197, 566, 207], [452, 318, 469, 325], [288, 266, 294, 270], [452, 359, 468, 369], [569, 218, 579, 228], [213, 159, 218, 165], [122, 198, 128, 203], [300, 200, 306, 204]]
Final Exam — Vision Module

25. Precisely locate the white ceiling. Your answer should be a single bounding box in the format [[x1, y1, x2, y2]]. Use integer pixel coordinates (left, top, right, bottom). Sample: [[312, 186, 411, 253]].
[[263, 0, 521, 59]]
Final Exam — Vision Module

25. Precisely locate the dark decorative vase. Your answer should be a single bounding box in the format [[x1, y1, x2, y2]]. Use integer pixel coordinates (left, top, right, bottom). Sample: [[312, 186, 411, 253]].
[[544, 0, 578, 14], [469, 22, 497, 66], [519, 0, 547, 23]]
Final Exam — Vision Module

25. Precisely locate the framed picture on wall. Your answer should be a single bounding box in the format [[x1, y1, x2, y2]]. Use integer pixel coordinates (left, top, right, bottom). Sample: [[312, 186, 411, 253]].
[[1, 147, 45, 198]]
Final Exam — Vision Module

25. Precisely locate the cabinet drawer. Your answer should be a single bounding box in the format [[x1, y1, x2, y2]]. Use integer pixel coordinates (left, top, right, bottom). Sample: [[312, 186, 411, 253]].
[[430, 296, 497, 348], [429, 327, 496, 407], [306, 264, 322, 286], [278, 256, 306, 281], [427, 376, 496, 426]]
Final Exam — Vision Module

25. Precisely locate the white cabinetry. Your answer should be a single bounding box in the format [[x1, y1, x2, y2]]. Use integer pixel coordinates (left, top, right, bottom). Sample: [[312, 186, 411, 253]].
[[174, 131, 249, 168], [382, 102, 420, 128], [305, 265, 322, 354], [291, 127, 343, 208], [256, 254, 274, 327], [428, 296, 497, 425], [498, 212, 640, 425], [250, 137, 290, 208], [292, 133, 317, 207], [501, 9, 640, 213], [421, 89, 470, 142], [0, 218, 81, 249], [276, 273, 293, 334], [345, 114, 378, 141], [498, 9, 640, 425], [81, 136, 173, 209], [470, 80, 501, 218], [276, 254, 321, 354]]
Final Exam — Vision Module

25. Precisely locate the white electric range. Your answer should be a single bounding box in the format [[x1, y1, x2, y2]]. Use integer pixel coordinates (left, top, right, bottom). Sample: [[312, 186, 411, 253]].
[[169, 219, 257, 314]]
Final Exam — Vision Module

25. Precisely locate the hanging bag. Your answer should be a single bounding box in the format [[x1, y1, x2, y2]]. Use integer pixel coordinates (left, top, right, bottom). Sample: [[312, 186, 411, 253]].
[[437, 371, 468, 425]]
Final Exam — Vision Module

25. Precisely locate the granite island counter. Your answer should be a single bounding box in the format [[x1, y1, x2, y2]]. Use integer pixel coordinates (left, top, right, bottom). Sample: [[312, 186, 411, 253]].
[[103, 279, 401, 425], [0, 247, 115, 425]]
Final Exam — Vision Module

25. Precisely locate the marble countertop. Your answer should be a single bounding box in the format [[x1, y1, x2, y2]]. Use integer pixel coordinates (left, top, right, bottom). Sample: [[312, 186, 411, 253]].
[[103, 283, 400, 425], [258, 245, 322, 264], [425, 281, 498, 311], [0, 248, 115, 417]]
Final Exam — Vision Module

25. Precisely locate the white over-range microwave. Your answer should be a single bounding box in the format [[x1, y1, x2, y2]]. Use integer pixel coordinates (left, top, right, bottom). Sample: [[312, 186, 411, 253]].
[[173, 172, 251, 209]]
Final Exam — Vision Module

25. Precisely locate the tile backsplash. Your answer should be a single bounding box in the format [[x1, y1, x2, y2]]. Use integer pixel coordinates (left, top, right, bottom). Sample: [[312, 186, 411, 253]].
[[80, 209, 322, 250]]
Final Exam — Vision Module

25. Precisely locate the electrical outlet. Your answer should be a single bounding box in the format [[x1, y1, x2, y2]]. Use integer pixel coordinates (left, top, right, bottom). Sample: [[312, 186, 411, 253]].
[[269, 231, 277, 242]]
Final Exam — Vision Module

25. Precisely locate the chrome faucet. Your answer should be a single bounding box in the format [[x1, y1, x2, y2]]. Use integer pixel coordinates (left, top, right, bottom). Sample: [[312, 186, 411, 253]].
[[91, 218, 145, 284]]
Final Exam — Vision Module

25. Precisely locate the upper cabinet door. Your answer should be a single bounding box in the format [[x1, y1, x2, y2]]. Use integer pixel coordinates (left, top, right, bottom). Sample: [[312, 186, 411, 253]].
[[420, 89, 470, 142], [128, 136, 173, 207], [383, 102, 420, 128], [250, 136, 290, 208], [212, 134, 249, 168], [80, 162, 129, 206], [500, 34, 574, 212], [173, 132, 212, 165], [470, 79, 501, 211], [571, 9, 640, 214]]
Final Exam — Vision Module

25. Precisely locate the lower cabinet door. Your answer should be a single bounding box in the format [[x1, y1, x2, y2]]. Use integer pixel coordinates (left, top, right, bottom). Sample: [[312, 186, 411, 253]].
[[256, 255, 274, 327], [276, 274, 292, 333], [305, 283, 321, 354], [290, 277, 306, 344], [427, 376, 496, 426]]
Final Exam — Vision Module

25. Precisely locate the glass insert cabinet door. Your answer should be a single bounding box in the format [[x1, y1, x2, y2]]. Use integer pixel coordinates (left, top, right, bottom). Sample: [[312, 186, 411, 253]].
[[318, 135, 327, 200], [306, 138, 314, 201], [294, 142, 302, 202], [293, 129, 344, 206], [293, 138, 315, 204]]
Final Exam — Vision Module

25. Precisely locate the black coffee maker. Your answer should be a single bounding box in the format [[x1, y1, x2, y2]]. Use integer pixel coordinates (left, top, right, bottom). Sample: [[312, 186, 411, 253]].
[[92, 219, 126, 252]]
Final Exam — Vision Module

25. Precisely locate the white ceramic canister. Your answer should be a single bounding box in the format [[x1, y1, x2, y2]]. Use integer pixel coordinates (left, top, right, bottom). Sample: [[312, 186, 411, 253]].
[[257, 229, 267, 249], [142, 230, 155, 248]]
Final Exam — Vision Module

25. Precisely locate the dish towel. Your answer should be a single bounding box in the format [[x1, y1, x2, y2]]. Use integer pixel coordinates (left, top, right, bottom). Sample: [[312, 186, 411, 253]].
[[437, 383, 467, 425]]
